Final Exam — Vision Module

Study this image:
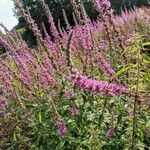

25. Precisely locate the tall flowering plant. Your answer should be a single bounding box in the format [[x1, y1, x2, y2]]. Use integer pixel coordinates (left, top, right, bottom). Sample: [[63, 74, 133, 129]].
[[0, 0, 150, 149]]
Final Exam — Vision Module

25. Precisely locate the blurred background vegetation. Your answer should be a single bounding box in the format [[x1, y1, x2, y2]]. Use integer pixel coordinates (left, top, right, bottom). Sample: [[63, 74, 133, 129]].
[[13, 0, 149, 46], [7, 0, 150, 46]]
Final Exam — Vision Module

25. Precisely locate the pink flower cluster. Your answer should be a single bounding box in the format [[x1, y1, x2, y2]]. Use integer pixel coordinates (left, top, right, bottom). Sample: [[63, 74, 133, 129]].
[[55, 119, 67, 138], [94, 0, 111, 11], [0, 99, 7, 108], [64, 89, 75, 98], [70, 105, 79, 116], [68, 71, 128, 96]]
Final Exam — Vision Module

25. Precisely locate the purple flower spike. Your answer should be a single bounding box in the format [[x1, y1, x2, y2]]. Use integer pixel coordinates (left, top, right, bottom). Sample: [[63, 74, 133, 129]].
[[68, 71, 129, 96], [55, 119, 67, 138], [48, 13, 59, 38]]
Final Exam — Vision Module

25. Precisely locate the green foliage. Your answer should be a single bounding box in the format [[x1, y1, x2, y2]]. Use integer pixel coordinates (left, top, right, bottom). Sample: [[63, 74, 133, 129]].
[[111, 0, 149, 13]]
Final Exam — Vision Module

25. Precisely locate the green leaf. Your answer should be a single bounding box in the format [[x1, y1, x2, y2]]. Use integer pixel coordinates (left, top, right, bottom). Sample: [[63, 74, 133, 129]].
[[13, 132, 17, 141], [25, 103, 38, 108], [142, 42, 150, 47], [142, 54, 150, 64], [112, 64, 137, 78], [123, 45, 138, 54], [38, 110, 42, 123], [56, 141, 65, 150]]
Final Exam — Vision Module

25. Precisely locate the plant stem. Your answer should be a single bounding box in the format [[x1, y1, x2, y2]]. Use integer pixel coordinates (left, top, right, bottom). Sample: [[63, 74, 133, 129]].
[[131, 49, 140, 150], [99, 97, 108, 128]]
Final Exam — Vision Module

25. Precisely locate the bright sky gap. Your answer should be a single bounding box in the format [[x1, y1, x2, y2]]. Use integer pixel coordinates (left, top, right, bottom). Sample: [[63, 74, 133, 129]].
[[0, 0, 18, 32]]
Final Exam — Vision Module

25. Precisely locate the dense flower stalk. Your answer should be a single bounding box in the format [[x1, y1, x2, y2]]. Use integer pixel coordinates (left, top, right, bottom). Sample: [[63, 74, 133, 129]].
[[11, 52, 33, 85], [48, 15, 59, 38], [68, 71, 128, 96], [37, 67, 57, 87], [81, 26, 92, 52], [79, 3, 89, 24], [95, 52, 115, 77]]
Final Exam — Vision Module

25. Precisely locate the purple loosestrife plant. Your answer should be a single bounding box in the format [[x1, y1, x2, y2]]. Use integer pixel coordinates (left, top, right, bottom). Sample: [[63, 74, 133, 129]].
[[10, 52, 33, 85], [0, 1, 150, 148], [81, 25, 92, 53], [55, 119, 67, 138], [94, 0, 111, 11], [0, 99, 7, 108], [64, 89, 75, 98], [106, 127, 115, 139], [68, 71, 128, 96], [37, 67, 57, 87], [70, 105, 79, 116], [48, 14, 59, 39], [94, 52, 115, 77]]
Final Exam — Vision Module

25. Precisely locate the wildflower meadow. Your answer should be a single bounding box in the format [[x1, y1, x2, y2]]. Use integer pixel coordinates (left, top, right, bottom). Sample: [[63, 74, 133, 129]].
[[0, 0, 150, 149]]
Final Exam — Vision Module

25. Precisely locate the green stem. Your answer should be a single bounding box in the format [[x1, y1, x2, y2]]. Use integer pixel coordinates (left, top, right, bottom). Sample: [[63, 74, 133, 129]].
[[131, 49, 140, 150], [99, 97, 108, 128], [48, 96, 60, 117]]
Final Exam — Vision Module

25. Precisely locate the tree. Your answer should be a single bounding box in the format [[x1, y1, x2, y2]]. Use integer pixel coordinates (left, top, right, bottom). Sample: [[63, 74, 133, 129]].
[[13, 0, 98, 45], [111, 0, 149, 13], [14, 0, 149, 46]]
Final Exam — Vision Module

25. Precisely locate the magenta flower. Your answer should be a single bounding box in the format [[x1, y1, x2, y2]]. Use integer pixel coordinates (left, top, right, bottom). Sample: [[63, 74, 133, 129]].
[[37, 67, 57, 87], [106, 127, 115, 139], [0, 99, 7, 108], [94, 0, 111, 11], [68, 71, 128, 96], [48, 13, 59, 38], [64, 89, 75, 98], [70, 106, 79, 116], [55, 119, 67, 138], [99, 41, 109, 52], [81, 26, 92, 53]]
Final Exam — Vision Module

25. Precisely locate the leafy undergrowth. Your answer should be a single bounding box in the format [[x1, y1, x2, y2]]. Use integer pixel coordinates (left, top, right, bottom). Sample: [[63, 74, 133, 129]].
[[0, 0, 150, 149]]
